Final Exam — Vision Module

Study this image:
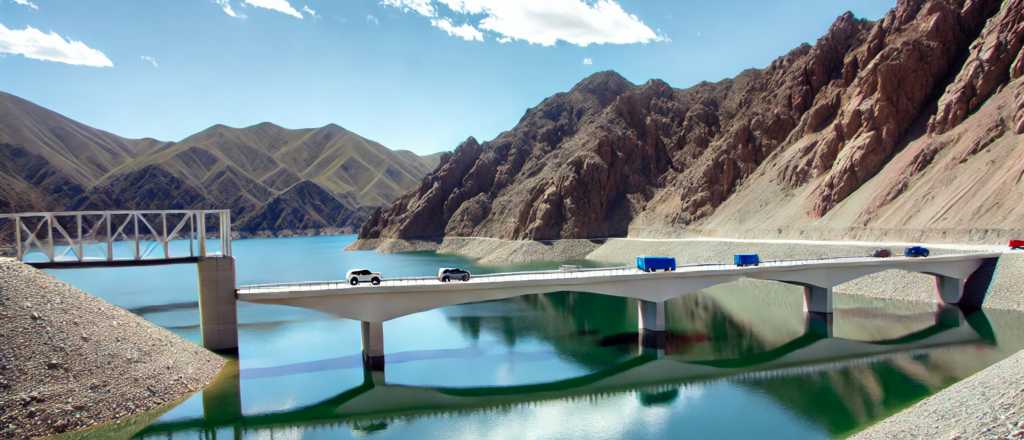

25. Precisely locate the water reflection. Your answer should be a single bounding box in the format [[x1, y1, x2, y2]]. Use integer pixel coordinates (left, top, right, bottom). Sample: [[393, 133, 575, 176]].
[[120, 292, 1003, 440]]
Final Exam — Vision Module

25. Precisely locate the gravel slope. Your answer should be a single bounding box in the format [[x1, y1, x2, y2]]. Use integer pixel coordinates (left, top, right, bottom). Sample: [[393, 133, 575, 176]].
[[851, 349, 1024, 440], [0, 258, 225, 439]]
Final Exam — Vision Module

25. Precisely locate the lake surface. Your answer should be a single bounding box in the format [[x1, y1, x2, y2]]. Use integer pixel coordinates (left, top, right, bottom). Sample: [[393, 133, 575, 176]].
[[47, 235, 1024, 439]]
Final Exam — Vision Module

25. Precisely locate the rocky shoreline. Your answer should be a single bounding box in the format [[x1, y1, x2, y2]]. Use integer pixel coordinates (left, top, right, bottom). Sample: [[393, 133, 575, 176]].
[[0, 258, 225, 439], [850, 349, 1024, 440]]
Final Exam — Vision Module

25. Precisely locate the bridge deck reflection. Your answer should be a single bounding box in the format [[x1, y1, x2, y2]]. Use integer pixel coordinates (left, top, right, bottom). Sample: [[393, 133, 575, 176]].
[[137, 307, 993, 437]]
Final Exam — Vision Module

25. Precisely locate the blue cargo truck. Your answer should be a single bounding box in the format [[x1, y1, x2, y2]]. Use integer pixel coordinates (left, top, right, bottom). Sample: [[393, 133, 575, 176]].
[[734, 254, 760, 267], [636, 256, 676, 272]]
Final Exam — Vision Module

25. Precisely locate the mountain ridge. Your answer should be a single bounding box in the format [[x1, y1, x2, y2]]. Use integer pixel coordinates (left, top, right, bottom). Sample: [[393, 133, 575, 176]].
[[359, 0, 1024, 244], [0, 92, 439, 236]]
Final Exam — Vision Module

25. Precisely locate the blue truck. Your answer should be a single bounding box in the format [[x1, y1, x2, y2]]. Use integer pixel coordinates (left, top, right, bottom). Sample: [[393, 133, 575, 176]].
[[734, 254, 760, 267], [636, 256, 676, 272]]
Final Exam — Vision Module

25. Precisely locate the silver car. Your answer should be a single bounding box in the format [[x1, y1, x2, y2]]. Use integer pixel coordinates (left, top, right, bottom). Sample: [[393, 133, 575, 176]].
[[438, 268, 471, 282]]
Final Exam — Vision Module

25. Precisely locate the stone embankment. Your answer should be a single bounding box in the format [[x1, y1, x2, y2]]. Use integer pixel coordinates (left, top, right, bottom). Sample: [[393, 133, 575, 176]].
[[0, 257, 225, 439]]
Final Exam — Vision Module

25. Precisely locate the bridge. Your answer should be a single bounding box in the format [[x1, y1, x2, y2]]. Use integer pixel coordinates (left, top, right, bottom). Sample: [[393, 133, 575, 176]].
[[237, 252, 1000, 366], [0, 209, 238, 352], [0, 209, 1003, 359], [134, 307, 993, 437], [0, 209, 232, 267]]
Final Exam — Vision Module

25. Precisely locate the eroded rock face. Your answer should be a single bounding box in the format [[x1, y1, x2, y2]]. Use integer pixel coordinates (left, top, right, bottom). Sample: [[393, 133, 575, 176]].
[[930, 0, 1024, 134], [361, 0, 1021, 242], [805, 0, 1003, 217]]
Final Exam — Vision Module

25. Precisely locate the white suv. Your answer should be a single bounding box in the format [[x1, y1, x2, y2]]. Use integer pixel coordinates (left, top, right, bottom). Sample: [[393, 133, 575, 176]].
[[438, 268, 471, 282], [346, 269, 382, 286]]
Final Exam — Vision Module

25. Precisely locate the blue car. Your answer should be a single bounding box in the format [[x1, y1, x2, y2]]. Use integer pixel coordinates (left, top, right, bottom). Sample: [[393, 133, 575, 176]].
[[734, 254, 760, 267], [636, 256, 676, 272], [904, 246, 930, 258]]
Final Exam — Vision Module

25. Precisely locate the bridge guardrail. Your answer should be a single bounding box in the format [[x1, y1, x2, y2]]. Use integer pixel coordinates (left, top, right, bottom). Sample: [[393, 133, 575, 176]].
[[0, 209, 232, 264]]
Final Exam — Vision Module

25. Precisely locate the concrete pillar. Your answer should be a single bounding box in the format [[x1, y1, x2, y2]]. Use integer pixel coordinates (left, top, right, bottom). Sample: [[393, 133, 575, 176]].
[[197, 256, 238, 353], [934, 257, 999, 309], [935, 276, 965, 305], [363, 362, 386, 385], [638, 300, 667, 348], [804, 312, 834, 338], [361, 321, 385, 371], [802, 285, 834, 314]]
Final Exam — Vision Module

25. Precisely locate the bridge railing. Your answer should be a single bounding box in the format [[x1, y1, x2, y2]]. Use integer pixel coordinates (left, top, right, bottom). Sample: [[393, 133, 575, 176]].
[[0, 209, 232, 264]]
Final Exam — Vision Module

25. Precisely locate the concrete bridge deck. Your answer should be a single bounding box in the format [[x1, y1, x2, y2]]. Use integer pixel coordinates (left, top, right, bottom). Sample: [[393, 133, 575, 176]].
[[238, 253, 1001, 318], [236, 251, 1000, 364]]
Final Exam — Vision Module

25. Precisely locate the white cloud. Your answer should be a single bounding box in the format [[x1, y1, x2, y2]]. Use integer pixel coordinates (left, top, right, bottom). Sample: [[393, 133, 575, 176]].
[[302, 5, 317, 17], [12, 0, 38, 10], [214, 0, 245, 18], [366, 14, 380, 25], [0, 23, 113, 67], [379, 0, 665, 46], [140, 55, 158, 68], [582, 57, 593, 65], [380, 0, 435, 17], [243, 0, 303, 19], [430, 18, 483, 42]]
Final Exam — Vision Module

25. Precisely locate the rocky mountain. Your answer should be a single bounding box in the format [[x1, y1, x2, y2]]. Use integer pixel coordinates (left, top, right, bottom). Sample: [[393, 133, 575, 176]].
[[0, 92, 166, 213], [359, 0, 1024, 244], [0, 92, 439, 235]]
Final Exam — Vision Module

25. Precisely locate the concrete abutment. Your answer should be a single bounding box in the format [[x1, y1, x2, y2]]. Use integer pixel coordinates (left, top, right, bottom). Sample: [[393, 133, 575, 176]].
[[197, 256, 238, 353]]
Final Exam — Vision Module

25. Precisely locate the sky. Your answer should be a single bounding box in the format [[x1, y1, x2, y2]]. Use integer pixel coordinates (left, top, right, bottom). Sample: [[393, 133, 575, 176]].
[[0, 0, 895, 155]]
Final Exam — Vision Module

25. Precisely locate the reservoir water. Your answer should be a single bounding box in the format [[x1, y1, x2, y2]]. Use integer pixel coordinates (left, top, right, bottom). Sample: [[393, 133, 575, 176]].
[[47, 235, 1024, 439]]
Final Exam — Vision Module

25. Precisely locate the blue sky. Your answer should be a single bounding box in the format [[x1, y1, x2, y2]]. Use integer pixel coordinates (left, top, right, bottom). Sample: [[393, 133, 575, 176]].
[[0, 0, 895, 155]]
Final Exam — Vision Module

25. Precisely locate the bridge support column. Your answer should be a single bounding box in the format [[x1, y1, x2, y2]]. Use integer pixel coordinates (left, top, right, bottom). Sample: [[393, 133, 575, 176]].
[[802, 285, 834, 315], [935, 276, 966, 305], [805, 312, 834, 338], [363, 361, 386, 385], [361, 321, 385, 371], [934, 257, 999, 309], [638, 300, 666, 348], [197, 256, 238, 353]]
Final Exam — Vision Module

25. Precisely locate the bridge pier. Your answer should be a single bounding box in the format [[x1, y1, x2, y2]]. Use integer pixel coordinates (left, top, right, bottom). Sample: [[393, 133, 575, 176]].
[[934, 257, 998, 309], [361, 321, 385, 371], [936, 276, 966, 305], [638, 300, 667, 348], [801, 285, 834, 315], [197, 256, 238, 353], [805, 312, 834, 338], [363, 361, 386, 385]]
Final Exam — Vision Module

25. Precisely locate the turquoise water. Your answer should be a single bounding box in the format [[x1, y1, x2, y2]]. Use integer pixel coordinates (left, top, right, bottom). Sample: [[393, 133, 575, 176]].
[[46, 235, 1024, 439]]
